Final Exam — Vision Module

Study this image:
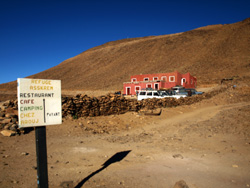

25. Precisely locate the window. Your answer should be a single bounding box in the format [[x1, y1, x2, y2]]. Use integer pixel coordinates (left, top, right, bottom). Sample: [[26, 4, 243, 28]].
[[161, 76, 167, 81], [144, 77, 149, 81], [146, 84, 152, 88], [181, 78, 186, 85], [169, 76, 175, 82], [135, 86, 140, 92], [147, 92, 152, 96], [131, 78, 137, 82], [153, 92, 159, 96], [153, 77, 158, 81], [140, 91, 146, 95]]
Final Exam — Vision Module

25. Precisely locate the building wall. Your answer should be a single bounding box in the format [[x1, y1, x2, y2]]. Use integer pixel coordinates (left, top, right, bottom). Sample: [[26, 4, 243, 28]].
[[123, 71, 197, 95]]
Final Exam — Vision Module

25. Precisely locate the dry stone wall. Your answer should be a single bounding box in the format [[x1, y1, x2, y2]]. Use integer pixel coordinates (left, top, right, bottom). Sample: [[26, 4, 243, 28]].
[[0, 87, 227, 136]]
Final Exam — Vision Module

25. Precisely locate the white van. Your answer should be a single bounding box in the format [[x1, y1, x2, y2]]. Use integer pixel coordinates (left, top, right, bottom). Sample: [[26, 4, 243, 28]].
[[137, 90, 186, 101], [137, 90, 163, 101]]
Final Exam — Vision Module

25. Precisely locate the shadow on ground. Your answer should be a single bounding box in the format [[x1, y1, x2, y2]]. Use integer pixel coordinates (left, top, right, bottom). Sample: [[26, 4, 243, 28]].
[[74, 150, 131, 188]]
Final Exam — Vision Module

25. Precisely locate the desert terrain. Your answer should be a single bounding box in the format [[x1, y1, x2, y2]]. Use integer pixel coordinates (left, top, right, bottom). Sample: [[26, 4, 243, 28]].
[[0, 18, 250, 188], [1, 80, 250, 188]]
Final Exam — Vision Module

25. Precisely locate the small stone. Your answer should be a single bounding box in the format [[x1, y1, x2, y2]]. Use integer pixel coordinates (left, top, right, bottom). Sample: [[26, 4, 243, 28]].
[[60, 181, 73, 188], [5, 113, 15, 118], [32, 166, 37, 170], [21, 152, 29, 156], [9, 124, 18, 131], [232, 164, 238, 168], [4, 125, 10, 130], [11, 118, 18, 124], [1, 130, 16, 137], [12, 180, 18, 184], [201, 154, 207, 158], [2, 118, 11, 124], [145, 156, 154, 160], [118, 181, 124, 185], [173, 154, 184, 159], [173, 180, 189, 188]]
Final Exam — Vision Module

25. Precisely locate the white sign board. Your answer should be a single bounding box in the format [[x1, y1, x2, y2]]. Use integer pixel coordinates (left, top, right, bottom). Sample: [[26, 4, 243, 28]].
[[17, 78, 62, 128]]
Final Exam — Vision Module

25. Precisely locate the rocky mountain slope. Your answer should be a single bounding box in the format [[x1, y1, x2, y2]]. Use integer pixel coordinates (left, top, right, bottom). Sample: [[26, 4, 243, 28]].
[[0, 18, 249, 92]]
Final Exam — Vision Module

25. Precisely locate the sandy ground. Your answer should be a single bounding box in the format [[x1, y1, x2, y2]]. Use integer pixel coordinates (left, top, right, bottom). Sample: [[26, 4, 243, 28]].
[[0, 85, 250, 188]]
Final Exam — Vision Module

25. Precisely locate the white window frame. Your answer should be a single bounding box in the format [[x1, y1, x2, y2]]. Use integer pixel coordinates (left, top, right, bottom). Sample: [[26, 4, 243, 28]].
[[181, 78, 186, 85], [154, 83, 159, 90], [146, 84, 152, 88], [131, 78, 137, 82], [144, 77, 149, 81], [153, 77, 158, 81], [169, 76, 175, 82], [161, 76, 167, 81]]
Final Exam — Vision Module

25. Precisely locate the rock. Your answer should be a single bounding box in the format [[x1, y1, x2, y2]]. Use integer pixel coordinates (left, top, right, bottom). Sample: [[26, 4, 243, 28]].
[[60, 181, 73, 188], [21, 152, 29, 156], [232, 164, 238, 168], [0, 124, 5, 129], [1, 130, 16, 137], [173, 180, 189, 188], [2, 118, 11, 124], [5, 113, 15, 118], [9, 124, 18, 131], [11, 118, 18, 124], [12, 180, 18, 184], [173, 154, 184, 159], [4, 125, 10, 130]]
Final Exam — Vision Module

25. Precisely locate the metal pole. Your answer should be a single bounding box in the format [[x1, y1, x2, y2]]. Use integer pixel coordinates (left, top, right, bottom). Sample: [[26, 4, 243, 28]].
[[35, 126, 49, 188]]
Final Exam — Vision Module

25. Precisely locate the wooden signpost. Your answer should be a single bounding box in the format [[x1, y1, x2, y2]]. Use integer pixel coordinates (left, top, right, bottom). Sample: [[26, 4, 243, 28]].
[[18, 78, 62, 188]]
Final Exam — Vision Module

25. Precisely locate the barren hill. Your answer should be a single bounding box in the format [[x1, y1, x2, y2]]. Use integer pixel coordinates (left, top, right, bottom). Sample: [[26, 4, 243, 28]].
[[1, 18, 250, 93]]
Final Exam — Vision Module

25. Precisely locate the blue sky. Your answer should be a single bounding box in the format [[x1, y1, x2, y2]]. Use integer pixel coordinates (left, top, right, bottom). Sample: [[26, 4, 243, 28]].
[[0, 0, 249, 84]]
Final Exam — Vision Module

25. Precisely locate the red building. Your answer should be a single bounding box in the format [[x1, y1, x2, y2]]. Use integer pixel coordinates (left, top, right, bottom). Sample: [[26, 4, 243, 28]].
[[123, 71, 197, 95]]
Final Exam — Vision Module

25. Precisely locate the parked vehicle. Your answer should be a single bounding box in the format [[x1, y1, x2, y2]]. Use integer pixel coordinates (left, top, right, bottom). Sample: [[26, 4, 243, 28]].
[[171, 86, 184, 91], [160, 90, 187, 99], [137, 90, 162, 100], [171, 86, 188, 95], [171, 86, 203, 96], [185, 88, 204, 96], [137, 90, 186, 101]]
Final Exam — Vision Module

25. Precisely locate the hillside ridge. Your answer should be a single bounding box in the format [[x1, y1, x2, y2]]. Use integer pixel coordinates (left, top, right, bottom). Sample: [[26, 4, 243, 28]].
[[0, 18, 249, 93]]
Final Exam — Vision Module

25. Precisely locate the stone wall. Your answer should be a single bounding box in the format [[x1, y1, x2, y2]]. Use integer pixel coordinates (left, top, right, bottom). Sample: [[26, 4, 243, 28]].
[[0, 87, 226, 136]]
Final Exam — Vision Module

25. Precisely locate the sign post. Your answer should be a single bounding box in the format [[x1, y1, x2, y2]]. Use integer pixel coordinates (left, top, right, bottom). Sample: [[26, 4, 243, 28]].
[[17, 78, 62, 188], [35, 126, 48, 188]]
